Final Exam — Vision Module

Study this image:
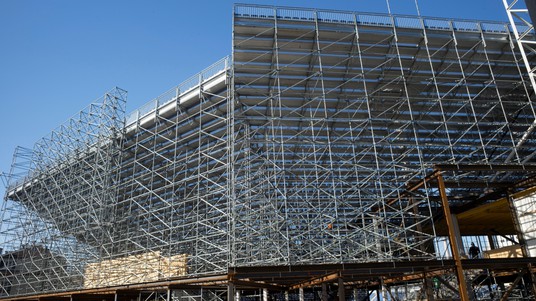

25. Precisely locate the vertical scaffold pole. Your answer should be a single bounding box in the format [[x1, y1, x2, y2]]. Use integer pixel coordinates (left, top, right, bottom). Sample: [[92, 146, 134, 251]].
[[228, 282, 235, 301], [338, 278, 345, 301]]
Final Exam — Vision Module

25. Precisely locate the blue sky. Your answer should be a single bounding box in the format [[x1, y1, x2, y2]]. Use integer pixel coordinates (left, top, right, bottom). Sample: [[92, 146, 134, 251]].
[[0, 0, 510, 198]]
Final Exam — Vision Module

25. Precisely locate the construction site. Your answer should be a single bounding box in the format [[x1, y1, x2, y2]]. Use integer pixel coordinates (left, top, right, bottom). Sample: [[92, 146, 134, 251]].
[[1, 1, 536, 300]]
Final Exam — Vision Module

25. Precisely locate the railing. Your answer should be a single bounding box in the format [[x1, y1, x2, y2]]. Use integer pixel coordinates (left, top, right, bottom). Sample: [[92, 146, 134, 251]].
[[125, 56, 230, 126], [234, 4, 522, 35]]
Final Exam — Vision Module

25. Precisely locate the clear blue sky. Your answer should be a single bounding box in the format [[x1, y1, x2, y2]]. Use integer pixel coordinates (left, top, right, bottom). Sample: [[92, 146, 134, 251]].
[[0, 0, 510, 199]]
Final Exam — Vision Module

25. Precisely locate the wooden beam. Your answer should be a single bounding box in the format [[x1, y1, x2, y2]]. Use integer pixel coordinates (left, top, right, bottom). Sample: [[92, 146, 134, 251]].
[[0, 275, 229, 301], [231, 280, 285, 291], [290, 272, 339, 290], [71, 294, 115, 301], [39, 297, 71, 301], [437, 172, 470, 301], [500, 270, 525, 301], [380, 170, 441, 211]]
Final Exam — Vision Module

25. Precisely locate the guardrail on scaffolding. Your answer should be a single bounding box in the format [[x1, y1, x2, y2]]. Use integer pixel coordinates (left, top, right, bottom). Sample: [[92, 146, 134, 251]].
[[125, 56, 230, 126], [234, 3, 530, 34]]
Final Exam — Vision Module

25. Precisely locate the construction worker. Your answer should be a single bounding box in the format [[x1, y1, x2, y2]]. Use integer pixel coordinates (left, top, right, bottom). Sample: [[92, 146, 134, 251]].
[[469, 242, 480, 259]]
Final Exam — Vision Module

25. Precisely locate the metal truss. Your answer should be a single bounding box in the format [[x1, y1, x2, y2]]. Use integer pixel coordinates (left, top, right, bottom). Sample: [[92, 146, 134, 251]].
[[0, 88, 126, 295], [503, 0, 536, 92], [1, 4, 536, 300], [230, 4, 536, 267], [503, 0, 536, 165], [115, 57, 232, 276]]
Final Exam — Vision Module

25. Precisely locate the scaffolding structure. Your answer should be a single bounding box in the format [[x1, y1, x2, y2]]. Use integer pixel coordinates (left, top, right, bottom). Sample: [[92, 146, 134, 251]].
[[230, 3, 536, 263], [1, 4, 536, 301], [1, 88, 126, 295]]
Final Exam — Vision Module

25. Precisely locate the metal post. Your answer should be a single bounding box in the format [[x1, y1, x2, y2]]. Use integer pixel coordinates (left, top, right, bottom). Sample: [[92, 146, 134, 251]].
[[506, 192, 529, 257], [380, 278, 388, 301], [299, 288, 304, 301], [338, 278, 345, 301], [423, 269, 434, 301], [322, 283, 328, 301], [450, 214, 465, 258], [488, 235, 496, 250], [437, 172, 469, 301], [228, 282, 235, 301]]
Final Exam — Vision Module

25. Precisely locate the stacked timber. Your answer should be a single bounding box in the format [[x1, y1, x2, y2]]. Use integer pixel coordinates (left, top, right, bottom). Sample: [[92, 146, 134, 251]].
[[83, 251, 187, 288]]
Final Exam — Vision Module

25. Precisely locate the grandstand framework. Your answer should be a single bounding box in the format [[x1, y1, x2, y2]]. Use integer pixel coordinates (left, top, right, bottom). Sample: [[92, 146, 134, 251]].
[[2, 3, 536, 301]]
